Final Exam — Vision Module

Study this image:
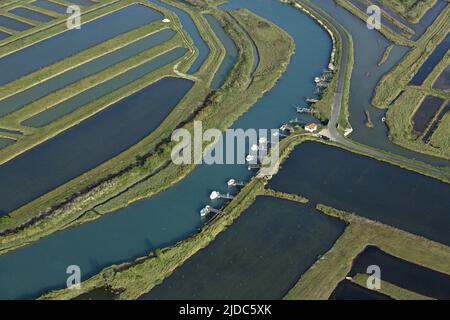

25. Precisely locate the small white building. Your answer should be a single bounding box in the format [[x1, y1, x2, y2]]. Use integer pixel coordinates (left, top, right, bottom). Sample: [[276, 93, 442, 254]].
[[162, 18, 171, 23], [304, 123, 318, 133]]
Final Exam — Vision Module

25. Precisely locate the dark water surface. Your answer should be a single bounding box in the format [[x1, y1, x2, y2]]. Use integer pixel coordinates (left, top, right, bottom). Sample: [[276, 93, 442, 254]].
[[422, 102, 450, 142], [0, 77, 193, 215], [0, 14, 33, 31], [349, 246, 450, 299], [65, 0, 94, 6], [369, 0, 448, 40], [141, 197, 345, 300], [0, 31, 10, 40], [412, 96, 444, 134], [22, 47, 186, 127], [0, 138, 15, 150], [0, 4, 163, 86], [433, 65, 450, 92], [149, 0, 209, 74], [268, 141, 450, 246]]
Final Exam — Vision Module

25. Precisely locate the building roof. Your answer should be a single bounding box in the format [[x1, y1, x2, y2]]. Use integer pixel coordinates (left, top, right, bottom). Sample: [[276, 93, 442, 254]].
[[305, 123, 318, 130]]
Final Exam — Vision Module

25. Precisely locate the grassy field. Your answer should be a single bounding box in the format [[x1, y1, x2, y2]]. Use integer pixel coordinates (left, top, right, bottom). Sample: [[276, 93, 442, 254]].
[[378, 0, 439, 23], [386, 89, 450, 159], [429, 111, 450, 152], [0, 4, 295, 255]]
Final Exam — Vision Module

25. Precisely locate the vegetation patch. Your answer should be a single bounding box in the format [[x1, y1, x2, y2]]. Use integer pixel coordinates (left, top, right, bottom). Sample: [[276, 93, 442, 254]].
[[285, 204, 450, 299], [386, 89, 450, 159], [377, 0, 439, 23]]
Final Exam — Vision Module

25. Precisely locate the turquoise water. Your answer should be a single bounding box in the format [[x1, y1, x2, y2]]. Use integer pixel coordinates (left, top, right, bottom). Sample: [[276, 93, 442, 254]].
[[205, 14, 238, 89], [0, 29, 176, 117], [0, 4, 163, 86], [0, 74, 193, 216], [0, 0, 331, 299]]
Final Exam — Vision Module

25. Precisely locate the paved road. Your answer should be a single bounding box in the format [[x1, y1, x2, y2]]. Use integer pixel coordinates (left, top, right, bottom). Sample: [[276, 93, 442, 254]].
[[298, 0, 450, 181]]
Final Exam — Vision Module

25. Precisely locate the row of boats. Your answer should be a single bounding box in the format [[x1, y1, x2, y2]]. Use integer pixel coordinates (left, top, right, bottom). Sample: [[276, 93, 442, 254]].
[[200, 70, 336, 217]]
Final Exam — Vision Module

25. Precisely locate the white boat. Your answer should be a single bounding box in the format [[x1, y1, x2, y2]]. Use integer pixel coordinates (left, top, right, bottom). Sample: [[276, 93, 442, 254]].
[[200, 205, 211, 217]]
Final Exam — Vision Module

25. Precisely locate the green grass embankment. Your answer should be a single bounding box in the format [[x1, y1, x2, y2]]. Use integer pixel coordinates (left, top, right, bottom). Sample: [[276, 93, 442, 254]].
[[351, 273, 433, 300], [284, 204, 450, 300], [386, 89, 450, 160], [377, 0, 438, 23], [358, 0, 415, 37], [378, 44, 394, 66]]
